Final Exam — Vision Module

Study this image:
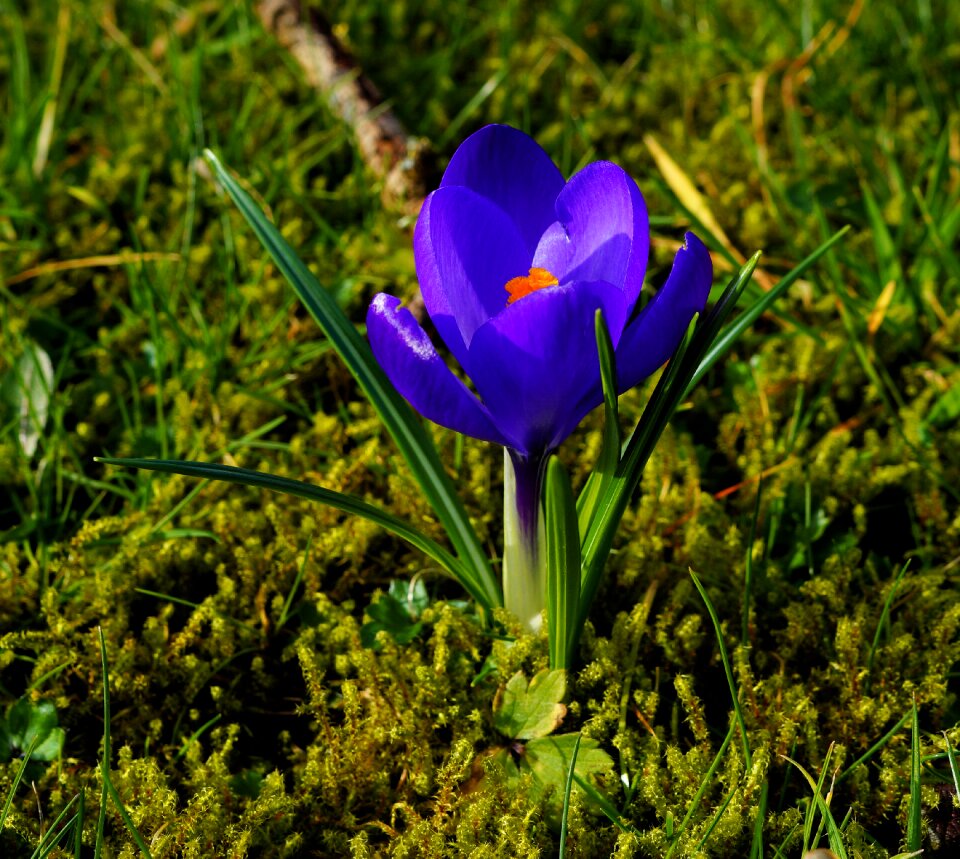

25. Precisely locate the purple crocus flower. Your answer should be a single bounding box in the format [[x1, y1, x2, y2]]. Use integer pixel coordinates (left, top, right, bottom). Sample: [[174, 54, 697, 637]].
[[367, 125, 712, 629]]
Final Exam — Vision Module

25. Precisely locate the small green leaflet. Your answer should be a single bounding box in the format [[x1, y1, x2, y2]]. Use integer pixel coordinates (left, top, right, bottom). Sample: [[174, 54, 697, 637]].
[[360, 579, 430, 649], [494, 669, 568, 740], [490, 669, 614, 821], [1, 698, 65, 762]]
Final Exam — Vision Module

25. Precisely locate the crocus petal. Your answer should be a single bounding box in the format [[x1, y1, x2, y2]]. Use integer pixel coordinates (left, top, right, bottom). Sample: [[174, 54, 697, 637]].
[[467, 281, 627, 455], [533, 161, 649, 316], [367, 293, 510, 446], [415, 186, 530, 368], [440, 124, 565, 256], [615, 232, 713, 393]]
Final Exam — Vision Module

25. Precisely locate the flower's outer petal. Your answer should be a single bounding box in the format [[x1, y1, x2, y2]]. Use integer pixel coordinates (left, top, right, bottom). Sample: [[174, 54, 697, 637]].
[[468, 281, 627, 455], [615, 232, 713, 393], [533, 161, 649, 319], [367, 293, 511, 447], [415, 186, 530, 368], [440, 125, 565, 256]]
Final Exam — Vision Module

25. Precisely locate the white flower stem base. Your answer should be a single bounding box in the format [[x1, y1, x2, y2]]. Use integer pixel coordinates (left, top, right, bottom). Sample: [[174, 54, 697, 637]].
[[502, 448, 547, 633]]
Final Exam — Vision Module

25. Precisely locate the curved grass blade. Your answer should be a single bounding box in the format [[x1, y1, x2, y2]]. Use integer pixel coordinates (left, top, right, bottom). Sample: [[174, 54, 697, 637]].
[[203, 150, 499, 612], [690, 571, 752, 770], [29, 793, 81, 859], [836, 709, 910, 785], [664, 720, 736, 859], [866, 560, 910, 694], [571, 773, 641, 836], [695, 784, 738, 852], [558, 733, 582, 859], [96, 456, 492, 610], [0, 733, 39, 833], [577, 254, 760, 632], [782, 746, 848, 859], [943, 731, 960, 812], [685, 226, 850, 394]]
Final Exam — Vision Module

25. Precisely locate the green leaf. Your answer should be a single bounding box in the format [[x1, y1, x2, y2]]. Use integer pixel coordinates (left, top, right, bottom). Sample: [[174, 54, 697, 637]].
[[360, 579, 428, 648], [488, 733, 614, 825], [576, 309, 621, 538], [2, 339, 53, 459], [95, 457, 495, 609], [545, 457, 581, 671], [925, 382, 960, 428], [522, 733, 613, 800], [203, 150, 500, 614], [861, 182, 902, 289], [229, 769, 264, 799], [576, 228, 848, 645], [6, 699, 64, 762], [493, 669, 567, 740]]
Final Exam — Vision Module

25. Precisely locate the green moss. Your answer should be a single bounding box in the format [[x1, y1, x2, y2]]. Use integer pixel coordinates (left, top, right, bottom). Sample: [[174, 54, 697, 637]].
[[2, 0, 960, 854]]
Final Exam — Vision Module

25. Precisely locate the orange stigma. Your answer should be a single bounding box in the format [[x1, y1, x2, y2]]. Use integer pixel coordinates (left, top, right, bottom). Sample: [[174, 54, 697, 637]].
[[504, 267, 559, 305]]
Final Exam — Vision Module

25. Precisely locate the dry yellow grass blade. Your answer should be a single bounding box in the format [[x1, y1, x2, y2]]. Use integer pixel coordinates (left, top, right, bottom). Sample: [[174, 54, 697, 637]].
[[867, 279, 898, 337], [644, 134, 736, 253], [6, 253, 180, 286], [644, 134, 775, 290]]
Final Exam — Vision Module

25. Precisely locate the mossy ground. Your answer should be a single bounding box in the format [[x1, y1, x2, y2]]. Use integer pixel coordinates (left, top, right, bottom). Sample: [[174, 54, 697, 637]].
[[1, 0, 959, 855]]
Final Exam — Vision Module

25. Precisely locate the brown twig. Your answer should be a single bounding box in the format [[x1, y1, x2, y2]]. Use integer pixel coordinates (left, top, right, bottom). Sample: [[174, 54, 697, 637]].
[[257, 0, 431, 210]]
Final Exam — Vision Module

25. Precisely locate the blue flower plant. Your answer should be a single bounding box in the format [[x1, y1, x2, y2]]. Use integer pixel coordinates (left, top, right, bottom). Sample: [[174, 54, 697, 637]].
[[99, 125, 847, 670], [366, 126, 711, 634]]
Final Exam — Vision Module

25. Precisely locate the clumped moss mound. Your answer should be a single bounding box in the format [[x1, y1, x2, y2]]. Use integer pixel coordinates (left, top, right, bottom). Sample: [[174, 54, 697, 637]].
[[1, 1, 959, 856]]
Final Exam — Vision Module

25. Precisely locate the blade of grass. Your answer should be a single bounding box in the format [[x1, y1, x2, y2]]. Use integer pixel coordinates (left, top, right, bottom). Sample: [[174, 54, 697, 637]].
[[749, 781, 769, 859], [572, 774, 641, 836], [95, 457, 490, 609], [576, 309, 622, 538], [558, 733, 582, 859], [906, 698, 922, 853], [943, 731, 960, 801], [695, 783, 738, 851], [644, 133, 741, 271], [686, 226, 849, 395], [172, 714, 221, 764], [742, 479, 763, 646], [837, 710, 911, 784], [866, 560, 910, 693], [278, 534, 313, 630], [783, 745, 848, 859], [664, 720, 736, 859], [203, 150, 500, 611], [437, 67, 509, 148], [0, 734, 39, 832], [545, 456, 581, 670], [29, 793, 81, 859], [74, 790, 83, 859], [690, 571, 752, 770]]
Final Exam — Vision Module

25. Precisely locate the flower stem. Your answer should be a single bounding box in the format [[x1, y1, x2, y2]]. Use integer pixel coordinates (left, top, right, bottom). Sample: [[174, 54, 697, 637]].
[[502, 449, 547, 632]]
